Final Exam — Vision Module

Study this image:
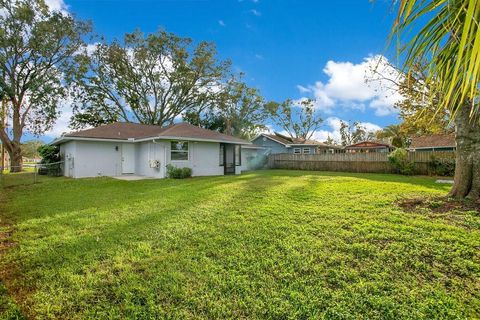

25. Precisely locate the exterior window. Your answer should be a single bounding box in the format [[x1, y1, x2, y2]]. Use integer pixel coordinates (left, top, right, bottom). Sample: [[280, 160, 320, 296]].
[[171, 141, 188, 161], [219, 144, 224, 166], [293, 148, 301, 154], [303, 148, 310, 154], [235, 145, 241, 166]]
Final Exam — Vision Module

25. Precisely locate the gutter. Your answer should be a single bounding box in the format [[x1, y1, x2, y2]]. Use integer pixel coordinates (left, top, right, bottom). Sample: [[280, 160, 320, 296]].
[[135, 135, 252, 145], [50, 136, 134, 145]]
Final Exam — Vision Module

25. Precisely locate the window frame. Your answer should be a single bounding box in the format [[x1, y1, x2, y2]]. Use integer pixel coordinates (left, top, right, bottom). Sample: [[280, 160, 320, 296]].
[[303, 148, 311, 154], [219, 144, 224, 166], [235, 145, 241, 166], [170, 141, 189, 161], [293, 148, 301, 154]]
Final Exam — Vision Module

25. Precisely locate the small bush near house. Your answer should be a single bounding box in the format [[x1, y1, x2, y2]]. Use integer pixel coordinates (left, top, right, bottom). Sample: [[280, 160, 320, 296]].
[[388, 148, 414, 175], [166, 164, 192, 179], [37, 145, 62, 176], [427, 155, 455, 176]]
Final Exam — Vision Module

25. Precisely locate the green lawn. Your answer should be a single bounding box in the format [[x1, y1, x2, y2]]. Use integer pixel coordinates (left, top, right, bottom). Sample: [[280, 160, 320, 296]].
[[0, 170, 479, 319]]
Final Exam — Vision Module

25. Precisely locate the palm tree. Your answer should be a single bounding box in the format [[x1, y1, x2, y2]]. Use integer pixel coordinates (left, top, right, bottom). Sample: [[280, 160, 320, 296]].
[[392, 0, 480, 199], [376, 124, 406, 148]]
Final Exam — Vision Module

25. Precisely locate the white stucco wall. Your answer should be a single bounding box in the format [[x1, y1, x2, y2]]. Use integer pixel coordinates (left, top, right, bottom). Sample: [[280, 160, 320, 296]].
[[67, 141, 123, 178], [59, 139, 243, 178], [135, 141, 166, 178], [60, 141, 77, 178], [166, 141, 224, 177]]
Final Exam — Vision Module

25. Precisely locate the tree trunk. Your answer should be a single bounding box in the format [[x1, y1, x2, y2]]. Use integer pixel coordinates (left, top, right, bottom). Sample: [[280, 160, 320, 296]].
[[449, 104, 480, 200], [8, 101, 24, 172], [9, 141, 22, 173]]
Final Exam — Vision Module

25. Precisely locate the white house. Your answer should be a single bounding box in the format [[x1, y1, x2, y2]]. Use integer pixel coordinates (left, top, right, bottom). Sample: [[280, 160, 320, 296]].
[[52, 122, 252, 179]]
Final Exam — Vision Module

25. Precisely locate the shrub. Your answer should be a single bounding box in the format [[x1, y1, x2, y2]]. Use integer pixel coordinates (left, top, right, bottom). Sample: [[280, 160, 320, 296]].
[[427, 155, 455, 176], [166, 165, 192, 179], [388, 148, 414, 175], [37, 145, 62, 176], [38, 145, 61, 164]]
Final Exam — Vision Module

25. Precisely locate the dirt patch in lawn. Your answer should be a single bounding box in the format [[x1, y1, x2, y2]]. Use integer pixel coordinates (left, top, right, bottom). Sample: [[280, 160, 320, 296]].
[[396, 197, 480, 229], [397, 197, 480, 214], [0, 229, 15, 251]]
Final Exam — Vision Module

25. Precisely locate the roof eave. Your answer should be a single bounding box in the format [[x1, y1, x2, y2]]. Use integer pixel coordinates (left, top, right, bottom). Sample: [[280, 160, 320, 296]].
[[50, 136, 132, 145], [253, 133, 289, 146], [409, 146, 456, 149], [136, 135, 251, 145], [52, 134, 251, 146]]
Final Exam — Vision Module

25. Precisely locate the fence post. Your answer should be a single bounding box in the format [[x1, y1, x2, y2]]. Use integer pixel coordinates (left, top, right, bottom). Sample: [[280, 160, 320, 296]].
[[34, 164, 37, 184]]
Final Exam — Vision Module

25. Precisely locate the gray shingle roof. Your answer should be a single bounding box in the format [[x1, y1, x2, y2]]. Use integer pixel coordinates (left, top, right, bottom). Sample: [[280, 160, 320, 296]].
[[63, 122, 249, 144], [409, 133, 455, 149]]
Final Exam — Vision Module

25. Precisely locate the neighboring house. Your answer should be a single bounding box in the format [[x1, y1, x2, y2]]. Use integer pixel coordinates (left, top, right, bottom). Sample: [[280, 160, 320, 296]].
[[251, 132, 339, 154], [52, 122, 251, 179], [344, 141, 394, 153], [408, 133, 456, 152]]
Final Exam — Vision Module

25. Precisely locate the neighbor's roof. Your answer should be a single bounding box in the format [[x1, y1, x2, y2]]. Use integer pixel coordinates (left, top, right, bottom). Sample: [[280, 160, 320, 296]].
[[54, 122, 250, 145], [345, 141, 393, 149], [260, 132, 339, 148], [409, 133, 455, 149]]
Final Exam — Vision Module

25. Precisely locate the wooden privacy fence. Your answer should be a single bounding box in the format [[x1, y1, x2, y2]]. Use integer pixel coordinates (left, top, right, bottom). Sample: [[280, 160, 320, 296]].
[[268, 151, 456, 175]]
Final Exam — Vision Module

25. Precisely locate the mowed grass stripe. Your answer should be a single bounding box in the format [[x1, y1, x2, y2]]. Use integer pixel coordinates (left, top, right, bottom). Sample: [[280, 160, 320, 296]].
[[1, 170, 478, 319]]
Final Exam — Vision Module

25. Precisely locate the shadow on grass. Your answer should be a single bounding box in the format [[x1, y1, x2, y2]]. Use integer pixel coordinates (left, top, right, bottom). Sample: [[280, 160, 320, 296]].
[[261, 169, 451, 192], [1, 170, 468, 319], [3, 174, 303, 318]]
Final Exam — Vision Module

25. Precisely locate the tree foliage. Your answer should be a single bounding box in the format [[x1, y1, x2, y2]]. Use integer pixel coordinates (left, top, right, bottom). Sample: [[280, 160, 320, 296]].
[[37, 144, 60, 164], [21, 140, 43, 159], [367, 58, 451, 136], [394, 62, 452, 135], [266, 99, 322, 140], [339, 120, 376, 146], [376, 124, 407, 148], [393, 0, 480, 118], [0, 0, 90, 170], [71, 30, 231, 129], [184, 76, 268, 139]]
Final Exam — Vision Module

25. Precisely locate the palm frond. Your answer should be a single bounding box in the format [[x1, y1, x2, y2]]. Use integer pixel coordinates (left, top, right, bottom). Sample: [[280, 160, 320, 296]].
[[392, 0, 480, 118]]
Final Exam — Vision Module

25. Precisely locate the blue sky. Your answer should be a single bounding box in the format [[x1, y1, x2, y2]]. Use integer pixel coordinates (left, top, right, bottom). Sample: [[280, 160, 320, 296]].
[[39, 0, 402, 142]]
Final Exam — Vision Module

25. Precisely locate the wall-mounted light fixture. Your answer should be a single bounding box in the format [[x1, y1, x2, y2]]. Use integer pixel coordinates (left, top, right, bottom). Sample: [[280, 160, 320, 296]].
[[115, 146, 119, 151]]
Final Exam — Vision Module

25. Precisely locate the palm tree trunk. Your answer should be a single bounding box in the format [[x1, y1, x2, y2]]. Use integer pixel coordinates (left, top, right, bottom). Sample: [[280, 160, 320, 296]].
[[449, 104, 480, 200]]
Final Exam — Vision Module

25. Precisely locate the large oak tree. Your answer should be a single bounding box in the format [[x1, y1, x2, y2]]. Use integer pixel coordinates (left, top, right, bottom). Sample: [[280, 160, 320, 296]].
[[0, 0, 89, 171], [184, 76, 268, 140], [71, 30, 230, 129], [266, 99, 323, 141]]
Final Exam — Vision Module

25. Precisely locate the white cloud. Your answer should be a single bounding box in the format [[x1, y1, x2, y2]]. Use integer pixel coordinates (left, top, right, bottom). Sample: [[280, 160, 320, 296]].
[[296, 85, 310, 93], [45, 0, 68, 11], [298, 55, 403, 116], [1, 0, 68, 17], [255, 53, 264, 60], [250, 9, 261, 16], [218, 20, 226, 27], [311, 117, 381, 143]]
